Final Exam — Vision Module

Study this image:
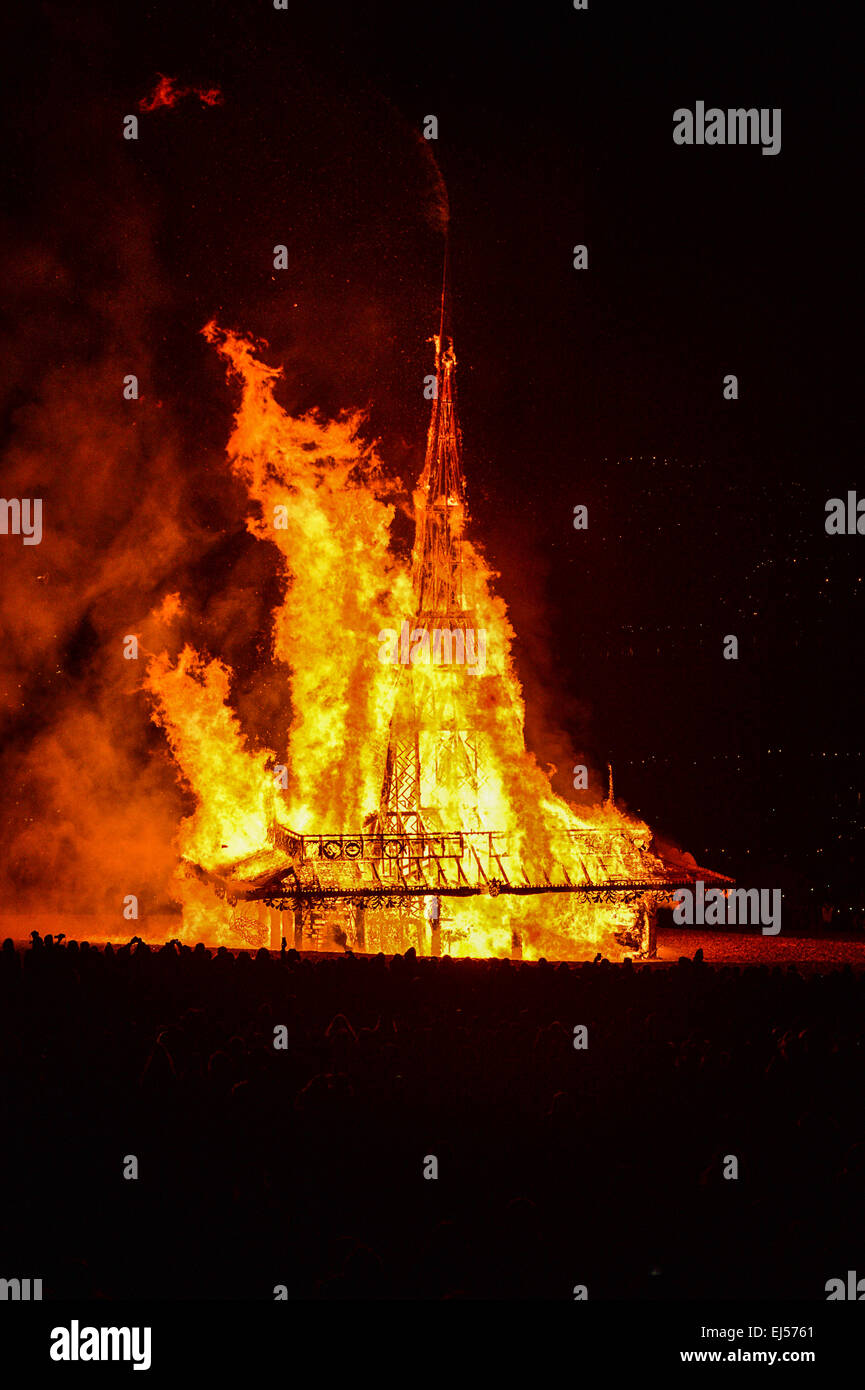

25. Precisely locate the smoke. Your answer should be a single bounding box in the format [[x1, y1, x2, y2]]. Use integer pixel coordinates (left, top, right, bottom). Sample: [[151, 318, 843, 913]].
[[412, 128, 450, 237], [0, 193, 218, 929]]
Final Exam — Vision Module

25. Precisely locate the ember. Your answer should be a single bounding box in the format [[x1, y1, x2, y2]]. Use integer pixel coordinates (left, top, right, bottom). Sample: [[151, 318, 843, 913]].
[[138, 74, 224, 113]]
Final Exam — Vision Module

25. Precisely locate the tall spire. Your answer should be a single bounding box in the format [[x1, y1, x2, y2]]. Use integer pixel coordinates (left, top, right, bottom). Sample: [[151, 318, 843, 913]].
[[412, 247, 468, 620], [376, 252, 480, 835], [437, 239, 448, 346]]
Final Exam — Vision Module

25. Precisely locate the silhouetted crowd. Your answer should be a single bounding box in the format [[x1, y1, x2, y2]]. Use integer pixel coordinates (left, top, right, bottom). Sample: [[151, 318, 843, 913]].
[[1, 933, 863, 1299]]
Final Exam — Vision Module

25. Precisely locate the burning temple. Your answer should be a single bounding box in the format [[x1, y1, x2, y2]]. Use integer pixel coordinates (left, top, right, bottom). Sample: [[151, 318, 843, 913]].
[[178, 273, 733, 960]]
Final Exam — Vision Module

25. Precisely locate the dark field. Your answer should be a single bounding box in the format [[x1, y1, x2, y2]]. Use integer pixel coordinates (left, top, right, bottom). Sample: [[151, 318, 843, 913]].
[[2, 933, 863, 1300], [657, 928, 865, 970]]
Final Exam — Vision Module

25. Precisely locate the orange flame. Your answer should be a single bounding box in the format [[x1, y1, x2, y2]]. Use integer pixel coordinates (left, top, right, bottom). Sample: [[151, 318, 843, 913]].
[[146, 323, 664, 957]]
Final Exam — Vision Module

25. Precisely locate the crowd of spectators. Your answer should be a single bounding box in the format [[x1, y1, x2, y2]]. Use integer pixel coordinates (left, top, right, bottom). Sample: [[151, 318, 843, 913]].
[[1, 932, 863, 1299]]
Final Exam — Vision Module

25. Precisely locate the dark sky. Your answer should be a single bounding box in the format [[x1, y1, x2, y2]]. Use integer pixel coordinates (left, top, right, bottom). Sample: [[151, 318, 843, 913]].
[[1, 1, 859, 907]]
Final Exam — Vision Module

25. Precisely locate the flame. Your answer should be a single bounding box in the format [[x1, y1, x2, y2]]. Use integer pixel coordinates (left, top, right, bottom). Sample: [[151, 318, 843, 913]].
[[148, 643, 274, 867], [146, 322, 664, 957], [139, 75, 224, 113]]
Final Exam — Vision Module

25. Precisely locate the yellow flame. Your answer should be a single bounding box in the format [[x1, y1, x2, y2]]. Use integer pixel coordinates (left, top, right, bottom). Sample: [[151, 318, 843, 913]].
[[146, 323, 663, 958]]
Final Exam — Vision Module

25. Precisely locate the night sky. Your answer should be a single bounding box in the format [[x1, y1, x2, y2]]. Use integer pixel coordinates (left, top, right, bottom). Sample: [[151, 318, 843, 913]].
[[1, 1, 859, 913]]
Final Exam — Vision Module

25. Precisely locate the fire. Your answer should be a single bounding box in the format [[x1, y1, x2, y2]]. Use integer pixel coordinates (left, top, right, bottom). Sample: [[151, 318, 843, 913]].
[[139, 75, 224, 113], [146, 321, 666, 959]]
